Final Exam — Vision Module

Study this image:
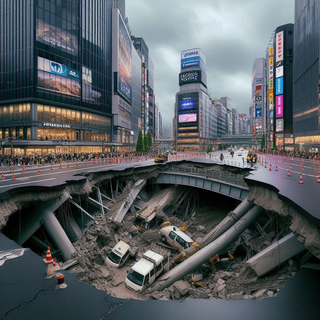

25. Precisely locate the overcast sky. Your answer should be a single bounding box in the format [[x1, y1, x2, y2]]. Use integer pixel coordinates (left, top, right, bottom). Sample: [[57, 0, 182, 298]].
[[126, 0, 294, 127]]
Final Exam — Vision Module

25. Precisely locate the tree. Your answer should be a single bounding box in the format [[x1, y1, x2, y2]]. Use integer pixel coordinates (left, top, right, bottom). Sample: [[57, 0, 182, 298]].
[[136, 130, 144, 152], [261, 134, 266, 150]]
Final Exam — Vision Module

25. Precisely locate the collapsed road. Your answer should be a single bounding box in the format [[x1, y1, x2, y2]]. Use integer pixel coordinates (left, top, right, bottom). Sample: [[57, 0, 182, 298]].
[[0, 158, 319, 302]]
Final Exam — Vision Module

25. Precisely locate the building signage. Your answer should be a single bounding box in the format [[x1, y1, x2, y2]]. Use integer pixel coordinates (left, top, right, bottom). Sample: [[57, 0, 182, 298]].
[[180, 99, 194, 110], [276, 66, 283, 78], [276, 61, 283, 68], [276, 95, 283, 117], [269, 92, 273, 102], [276, 77, 283, 95], [178, 113, 197, 123], [39, 58, 80, 81], [255, 78, 263, 84], [276, 119, 284, 132], [255, 108, 262, 118], [255, 96, 262, 101], [42, 122, 71, 129], [179, 70, 202, 86], [276, 31, 283, 62], [181, 48, 206, 73], [269, 79, 273, 89]]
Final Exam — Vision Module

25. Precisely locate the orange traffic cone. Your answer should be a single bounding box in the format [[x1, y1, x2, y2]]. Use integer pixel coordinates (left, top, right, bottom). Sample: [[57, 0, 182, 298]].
[[269, 163, 272, 171], [12, 169, 16, 180], [76, 161, 79, 167], [53, 258, 61, 272], [85, 159, 87, 165], [43, 247, 53, 264], [1, 170, 5, 179], [299, 172, 303, 184], [47, 262, 55, 276], [59, 161, 62, 169], [287, 168, 291, 177], [317, 171, 320, 183], [275, 165, 278, 171], [22, 161, 25, 173], [67, 161, 69, 168], [38, 166, 41, 175]]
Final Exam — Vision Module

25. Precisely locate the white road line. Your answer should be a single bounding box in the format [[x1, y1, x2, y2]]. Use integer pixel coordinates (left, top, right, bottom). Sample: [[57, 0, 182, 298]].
[[0, 178, 56, 188]]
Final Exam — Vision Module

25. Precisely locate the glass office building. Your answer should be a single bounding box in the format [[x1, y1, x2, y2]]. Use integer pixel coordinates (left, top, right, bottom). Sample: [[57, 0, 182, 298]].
[[0, 0, 127, 155], [293, 0, 320, 151]]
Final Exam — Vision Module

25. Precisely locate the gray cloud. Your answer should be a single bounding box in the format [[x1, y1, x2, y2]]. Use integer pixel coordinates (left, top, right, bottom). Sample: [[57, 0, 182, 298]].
[[127, 0, 294, 126]]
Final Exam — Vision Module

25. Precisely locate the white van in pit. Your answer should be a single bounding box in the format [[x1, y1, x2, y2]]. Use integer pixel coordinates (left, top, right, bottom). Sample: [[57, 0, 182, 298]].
[[125, 250, 170, 292], [106, 241, 131, 268]]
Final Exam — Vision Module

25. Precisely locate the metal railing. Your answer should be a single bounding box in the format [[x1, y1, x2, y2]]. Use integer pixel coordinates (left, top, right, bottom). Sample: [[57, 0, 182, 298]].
[[165, 164, 249, 187]]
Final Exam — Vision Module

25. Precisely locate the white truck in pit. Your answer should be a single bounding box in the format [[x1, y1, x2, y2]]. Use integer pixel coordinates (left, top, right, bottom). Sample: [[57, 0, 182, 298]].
[[125, 250, 170, 292]]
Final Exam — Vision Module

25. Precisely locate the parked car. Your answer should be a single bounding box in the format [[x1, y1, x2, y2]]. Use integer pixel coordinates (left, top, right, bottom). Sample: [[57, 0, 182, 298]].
[[160, 226, 195, 251], [105, 241, 131, 268]]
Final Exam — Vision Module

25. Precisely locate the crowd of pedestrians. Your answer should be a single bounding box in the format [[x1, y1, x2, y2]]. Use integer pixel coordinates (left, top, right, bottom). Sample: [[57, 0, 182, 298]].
[[0, 151, 158, 167], [261, 149, 319, 160]]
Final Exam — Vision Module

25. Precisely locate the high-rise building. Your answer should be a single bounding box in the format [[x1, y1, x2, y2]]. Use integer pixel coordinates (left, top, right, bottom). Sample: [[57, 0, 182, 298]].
[[0, 0, 147, 155], [272, 24, 294, 150], [175, 48, 214, 151], [252, 58, 266, 136], [293, 0, 320, 151], [131, 36, 155, 144]]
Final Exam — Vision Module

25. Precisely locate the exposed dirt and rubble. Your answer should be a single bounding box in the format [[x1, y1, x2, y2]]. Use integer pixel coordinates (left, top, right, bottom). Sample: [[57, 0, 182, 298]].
[[69, 181, 306, 302], [1, 162, 320, 302]]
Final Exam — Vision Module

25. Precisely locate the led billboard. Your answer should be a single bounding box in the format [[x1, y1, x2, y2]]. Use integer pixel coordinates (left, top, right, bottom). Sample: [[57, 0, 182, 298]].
[[118, 16, 132, 102], [38, 71, 81, 97], [276, 77, 283, 95], [181, 49, 206, 73], [180, 99, 194, 110], [276, 119, 284, 132], [178, 113, 197, 123], [276, 95, 283, 117], [179, 70, 202, 86], [255, 108, 262, 118], [276, 31, 283, 62], [36, 19, 78, 55], [276, 66, 283, 78]]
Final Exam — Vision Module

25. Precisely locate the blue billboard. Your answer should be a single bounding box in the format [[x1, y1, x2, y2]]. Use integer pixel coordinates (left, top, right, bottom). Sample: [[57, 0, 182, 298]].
[[49, 61, 80, 80], [180, 99, 194, 110], [181, 49, 206, 73], [255, 108, 262, 118], [276, 77, 283, 95]]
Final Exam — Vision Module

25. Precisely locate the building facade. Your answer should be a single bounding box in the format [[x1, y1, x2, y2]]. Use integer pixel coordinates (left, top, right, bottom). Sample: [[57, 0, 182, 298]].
[[293, 0, 320, 151], [175, 48, 216, 151]]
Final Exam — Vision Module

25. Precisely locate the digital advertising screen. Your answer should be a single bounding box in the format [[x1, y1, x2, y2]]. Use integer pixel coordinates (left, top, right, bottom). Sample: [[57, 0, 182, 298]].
[[38, 70, 81, 97], [179, 70, 202, 86], [36, 19, 78, 55], [276, 119, 284, 132], [255, 108, 262, 118], [276, 66, 283, 78], [178, 113, 197, 123], [118, 16, 132, 103], [181, 49, 206, 73], [180, 99, 194, 110], [276, 77, 283, 95], [276, 95, 283, 117]]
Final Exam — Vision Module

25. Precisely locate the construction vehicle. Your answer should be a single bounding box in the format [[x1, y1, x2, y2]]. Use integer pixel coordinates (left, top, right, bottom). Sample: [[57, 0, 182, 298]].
[[125, 250, 170, 292], [134, 206, 159, 232], [154, 154, 168, 163], [247, 152, 257, 166]]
